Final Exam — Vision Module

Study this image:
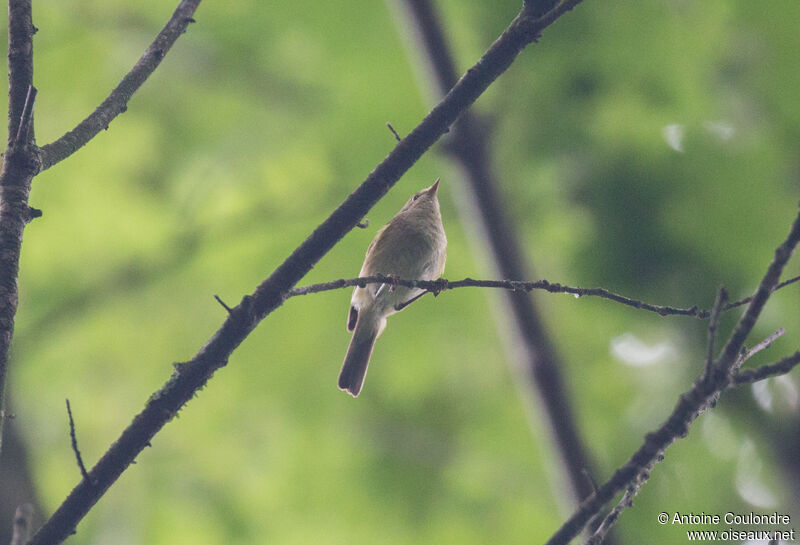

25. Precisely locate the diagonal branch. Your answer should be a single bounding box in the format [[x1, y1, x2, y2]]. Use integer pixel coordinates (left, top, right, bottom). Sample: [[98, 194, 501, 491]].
[[735, 328, 785, 368], [28, 4, 584, 544], [544, 205, 800, 545], [713, 212, 800, 377], [582, 330, 797, 544], [37, 0, 202, 171]]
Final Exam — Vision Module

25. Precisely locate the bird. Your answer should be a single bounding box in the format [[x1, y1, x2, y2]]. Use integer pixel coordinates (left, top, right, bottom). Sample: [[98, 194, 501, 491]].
[[338, 178, 447, 397]]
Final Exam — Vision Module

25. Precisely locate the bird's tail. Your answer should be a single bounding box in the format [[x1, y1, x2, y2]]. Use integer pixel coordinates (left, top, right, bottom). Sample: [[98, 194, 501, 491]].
[[338, 314, 380, 397]]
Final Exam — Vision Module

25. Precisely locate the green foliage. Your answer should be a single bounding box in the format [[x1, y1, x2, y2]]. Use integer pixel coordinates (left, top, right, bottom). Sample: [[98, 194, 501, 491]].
[[4, 1, 799, 543]]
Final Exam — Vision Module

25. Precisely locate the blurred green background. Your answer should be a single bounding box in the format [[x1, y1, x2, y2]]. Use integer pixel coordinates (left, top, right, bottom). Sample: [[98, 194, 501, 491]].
[[2, 0, 799, 543]]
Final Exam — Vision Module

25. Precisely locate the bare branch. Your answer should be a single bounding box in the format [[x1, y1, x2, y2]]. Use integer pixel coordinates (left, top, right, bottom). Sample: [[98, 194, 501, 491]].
[[37, 0, 202, 171], [286, 275, 800, 319], [0, 0, 38, 458], [2, 1, 198, 455], [735, 328, 786, 369], [734, 351, 800, 385], [28, 3, 583, 544], [723, 273, 800, 312], [7, 0, 35, 145], [544, 205, 800, 545], [65, 400, 90, 483]]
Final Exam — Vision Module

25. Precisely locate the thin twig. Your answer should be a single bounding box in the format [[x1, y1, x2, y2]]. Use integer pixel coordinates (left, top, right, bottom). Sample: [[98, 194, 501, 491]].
[[66, 399, 90, 482], [37, 0, 202, 171], [286, 275, 800, 319], [735, 328, 786, 369], [703, 287, 728, 382], [723, 274, 800, 312], [29, 4, 584, 544], [386, 122, 402, 142], [213, 294, 232, 314], [734, 351, 800, 385]]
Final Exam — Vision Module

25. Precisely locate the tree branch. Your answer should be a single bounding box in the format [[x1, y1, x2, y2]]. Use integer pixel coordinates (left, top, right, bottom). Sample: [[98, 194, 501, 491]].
[[37, 0, 202, 171], [544, 205, 800, 545], [734, 351, 800, 385], [0, 0, 38, 457], [285, 274, 800, 318], [735, 328, 785, 368], [7, 0, 35, 146], [291, 277, 800, 378], [28, 4, 583, 544], [723, 273, 800, 312]]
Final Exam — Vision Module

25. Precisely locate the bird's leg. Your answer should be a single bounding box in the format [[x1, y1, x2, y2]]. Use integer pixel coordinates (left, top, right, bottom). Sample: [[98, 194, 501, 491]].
[[431, 277, 449, 296], [394, 290, 429, 311], [375, 274, 400, 297], [394, 278, 449, 311]]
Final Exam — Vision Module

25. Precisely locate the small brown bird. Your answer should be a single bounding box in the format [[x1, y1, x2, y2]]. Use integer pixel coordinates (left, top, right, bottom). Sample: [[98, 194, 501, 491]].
[[338, 179, 447, 397]]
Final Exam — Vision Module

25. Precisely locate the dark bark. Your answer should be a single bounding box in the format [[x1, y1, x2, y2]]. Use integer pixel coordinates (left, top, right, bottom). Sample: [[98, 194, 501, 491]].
[[0, 0, 38, 455]]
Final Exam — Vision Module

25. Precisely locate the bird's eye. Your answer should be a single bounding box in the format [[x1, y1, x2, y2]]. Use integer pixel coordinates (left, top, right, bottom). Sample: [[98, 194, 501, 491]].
[[412, 194, 420, 201]]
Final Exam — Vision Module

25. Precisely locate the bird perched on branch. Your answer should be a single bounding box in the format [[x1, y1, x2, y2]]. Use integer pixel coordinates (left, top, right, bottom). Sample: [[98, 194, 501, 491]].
[[339, 178, 447, 397]]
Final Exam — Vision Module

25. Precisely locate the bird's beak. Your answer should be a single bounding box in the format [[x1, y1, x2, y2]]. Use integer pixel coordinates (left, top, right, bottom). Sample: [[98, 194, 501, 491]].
[[427, 177, 441, 196]]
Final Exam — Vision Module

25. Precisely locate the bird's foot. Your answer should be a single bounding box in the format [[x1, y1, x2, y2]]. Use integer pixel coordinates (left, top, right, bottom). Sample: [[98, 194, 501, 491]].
[[431, 277, 449, 296]]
